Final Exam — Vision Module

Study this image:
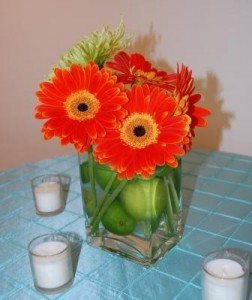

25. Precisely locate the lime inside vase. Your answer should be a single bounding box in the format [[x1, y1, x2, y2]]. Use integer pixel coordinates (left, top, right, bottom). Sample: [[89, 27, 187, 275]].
[[78, 153, 182, 266]]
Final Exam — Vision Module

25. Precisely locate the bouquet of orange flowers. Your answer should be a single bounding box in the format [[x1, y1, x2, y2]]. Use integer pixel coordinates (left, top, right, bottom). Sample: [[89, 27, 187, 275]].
[[35, 21, 210, 180], [35, 21, 210, 264]]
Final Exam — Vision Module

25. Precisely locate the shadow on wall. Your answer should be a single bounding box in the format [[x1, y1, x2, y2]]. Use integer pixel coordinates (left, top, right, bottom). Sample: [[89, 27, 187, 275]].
[[130, 26, 234, 152], [129, 24, 175, 74], [129, 24, 157, 56], [194, 73, 234, 151]]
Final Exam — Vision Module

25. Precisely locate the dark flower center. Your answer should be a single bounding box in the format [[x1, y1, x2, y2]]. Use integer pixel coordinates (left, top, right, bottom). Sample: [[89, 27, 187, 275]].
[[65, 90, 100, 121], [77, 103, 88, 112], [120, 113, 159, 149], [134, 125, 146, 137]]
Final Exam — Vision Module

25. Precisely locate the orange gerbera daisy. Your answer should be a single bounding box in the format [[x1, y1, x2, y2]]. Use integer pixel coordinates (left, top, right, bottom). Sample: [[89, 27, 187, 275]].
[[173, 64, 210, 150], [35, 63, 128, 152], [94, 84, 190, 179], [105, 51, 177, 92]]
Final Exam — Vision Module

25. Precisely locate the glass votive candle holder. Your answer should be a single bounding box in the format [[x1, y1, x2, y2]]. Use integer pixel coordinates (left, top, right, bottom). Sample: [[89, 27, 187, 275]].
[[31, 174, 64, 216], [201, 248, 249, 300], [28, 233, 74, 294], [58, 174, 71, 205]]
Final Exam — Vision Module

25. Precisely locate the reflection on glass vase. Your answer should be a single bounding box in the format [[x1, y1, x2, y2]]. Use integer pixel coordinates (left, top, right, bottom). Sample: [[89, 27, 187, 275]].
[[78, 151, 182, 266]]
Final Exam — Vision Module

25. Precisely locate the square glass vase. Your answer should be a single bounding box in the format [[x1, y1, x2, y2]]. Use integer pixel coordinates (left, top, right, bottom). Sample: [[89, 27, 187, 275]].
[[78, 153, 182, 266]]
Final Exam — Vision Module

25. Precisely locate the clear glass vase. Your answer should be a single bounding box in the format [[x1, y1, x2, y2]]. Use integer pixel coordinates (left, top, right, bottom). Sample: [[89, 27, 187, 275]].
[[78, 151, 182, 266]]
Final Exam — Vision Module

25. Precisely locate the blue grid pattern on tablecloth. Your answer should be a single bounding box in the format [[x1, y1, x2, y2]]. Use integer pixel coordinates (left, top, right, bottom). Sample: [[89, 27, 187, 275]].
[[0, 149, 251, 300]]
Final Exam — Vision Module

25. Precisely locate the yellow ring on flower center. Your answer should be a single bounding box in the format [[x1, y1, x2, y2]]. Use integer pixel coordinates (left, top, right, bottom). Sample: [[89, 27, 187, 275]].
[[120, 113, 160, 149], [64, 90, 100, 121]]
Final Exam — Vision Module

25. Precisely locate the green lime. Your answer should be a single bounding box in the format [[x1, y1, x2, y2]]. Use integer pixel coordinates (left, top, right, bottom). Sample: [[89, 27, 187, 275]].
[[120, 177, 167, 222], [95, 164, 120, 192], [80, 161, 121, 192], [101, 200, 136, 236]]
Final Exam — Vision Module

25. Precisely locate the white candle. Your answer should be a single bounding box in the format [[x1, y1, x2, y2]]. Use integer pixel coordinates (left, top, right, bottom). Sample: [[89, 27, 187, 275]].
[[31, 241, 72, 289], [34, 182, 62, 212], [202, 258, 247, 300]]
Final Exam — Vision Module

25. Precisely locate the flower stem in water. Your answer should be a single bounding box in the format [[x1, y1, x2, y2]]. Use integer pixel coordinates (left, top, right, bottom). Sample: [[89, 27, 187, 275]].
[[91, 178, 128, 234]]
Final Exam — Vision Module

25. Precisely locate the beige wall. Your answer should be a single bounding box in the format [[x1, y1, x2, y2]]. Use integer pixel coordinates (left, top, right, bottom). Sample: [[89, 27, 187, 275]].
[[1, 0, 252, 170]]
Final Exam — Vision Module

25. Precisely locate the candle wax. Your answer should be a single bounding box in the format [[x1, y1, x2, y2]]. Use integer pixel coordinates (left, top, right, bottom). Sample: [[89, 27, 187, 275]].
[[202, 258, 246, 300], [32, 241, 72, 289], [34, 182, 62, 212], [206, 258, 244, 278]]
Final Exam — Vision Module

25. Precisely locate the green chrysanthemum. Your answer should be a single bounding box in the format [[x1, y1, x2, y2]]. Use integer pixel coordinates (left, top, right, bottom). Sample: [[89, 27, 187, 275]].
[[48, 20, 131, 79]]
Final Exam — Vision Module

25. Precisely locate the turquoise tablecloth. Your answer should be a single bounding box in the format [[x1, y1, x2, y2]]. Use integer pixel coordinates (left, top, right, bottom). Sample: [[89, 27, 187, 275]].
[[0, 149, 251, 299]]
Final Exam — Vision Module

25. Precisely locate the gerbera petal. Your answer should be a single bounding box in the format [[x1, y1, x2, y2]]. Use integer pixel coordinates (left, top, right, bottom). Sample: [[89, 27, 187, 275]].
[[192, 106, 210, 127], [35, 94, 63, 106], [53, 68, 74, 94], [106, 51, 176, 89], [69, 64, 84, 88], [94, 85, 189, 179], [106, 51, 131, 74], [189, 93, 202, 104], [35, 105, 66, 118], [39, 81, 67, 100], [35, 62, 127, 151], [175, 64, 194, 97]]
